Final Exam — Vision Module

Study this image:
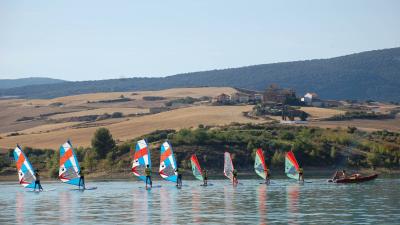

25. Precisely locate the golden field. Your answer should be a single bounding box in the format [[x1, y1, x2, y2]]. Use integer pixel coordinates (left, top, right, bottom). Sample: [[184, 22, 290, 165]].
[[0, 87, 255, 150], [0, 86, 399, 151]]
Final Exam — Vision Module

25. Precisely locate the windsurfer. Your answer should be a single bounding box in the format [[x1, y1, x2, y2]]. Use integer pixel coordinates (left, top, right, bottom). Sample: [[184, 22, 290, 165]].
[[175, 167, 183, 187], [202, 169, 208, 186], [265, 168, 270, 185], [34, 170, 43, 191], [232, 169, 238, 185], [145, 164, 152, 188], [78, 167, 86, 190], [298, 167, 304, 182]]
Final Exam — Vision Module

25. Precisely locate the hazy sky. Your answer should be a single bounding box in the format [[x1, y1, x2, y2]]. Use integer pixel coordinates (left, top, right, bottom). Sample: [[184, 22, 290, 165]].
[[1, 0, 399, 81]]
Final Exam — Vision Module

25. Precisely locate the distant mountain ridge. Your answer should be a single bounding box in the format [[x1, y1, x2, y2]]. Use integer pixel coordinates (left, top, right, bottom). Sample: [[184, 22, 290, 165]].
[[0, 77, 65, 89], [1, 47, 399, 101]]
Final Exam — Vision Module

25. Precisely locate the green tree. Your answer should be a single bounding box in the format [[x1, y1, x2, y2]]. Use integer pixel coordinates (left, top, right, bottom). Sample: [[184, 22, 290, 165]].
[[84, 150, 98, 171], [271, 151, 285, 167], [91, 128, 116, 159]]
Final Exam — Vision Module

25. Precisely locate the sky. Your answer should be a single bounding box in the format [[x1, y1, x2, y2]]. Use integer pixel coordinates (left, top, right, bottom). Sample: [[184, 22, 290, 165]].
[[0, 0, 399, 81]]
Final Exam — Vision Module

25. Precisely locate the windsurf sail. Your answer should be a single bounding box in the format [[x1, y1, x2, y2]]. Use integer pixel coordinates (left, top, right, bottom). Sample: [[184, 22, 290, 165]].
[[224, 152, 234, 181], [190, 154, 203, 181], [59, 140, 81, 186], [132, 139, 151, 182], [254, 148, 268, 180], [285, 151, 300, 180], [13, 145, 36, 188], [159, 141, 178, 182]]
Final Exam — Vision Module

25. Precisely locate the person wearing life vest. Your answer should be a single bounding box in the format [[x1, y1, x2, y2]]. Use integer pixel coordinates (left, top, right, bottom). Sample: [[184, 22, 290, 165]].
[[145, 165, 152, 188], [175, 167, 183, 187], [78, 167, 86, 190], [298, 167, 304, 182], [232, 169, 238, 185], [34, 170, 43, 191], [202, 169, 208, 186]]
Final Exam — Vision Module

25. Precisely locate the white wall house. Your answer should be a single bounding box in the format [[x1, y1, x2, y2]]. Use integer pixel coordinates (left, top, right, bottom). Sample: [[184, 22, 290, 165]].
[[302, 93, 320, 106]]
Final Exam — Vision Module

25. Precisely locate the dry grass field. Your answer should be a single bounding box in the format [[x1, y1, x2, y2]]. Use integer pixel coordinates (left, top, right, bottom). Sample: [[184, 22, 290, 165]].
[[1, 86, 398, 151], [0, 87, 237, 133], [0, 87, 253, 150], [26, 87, 237, 107], [0, 105, 256, 149], [300, 107, 345, 120], [308, 117, 400, 132], [49, 107, 149, 119]]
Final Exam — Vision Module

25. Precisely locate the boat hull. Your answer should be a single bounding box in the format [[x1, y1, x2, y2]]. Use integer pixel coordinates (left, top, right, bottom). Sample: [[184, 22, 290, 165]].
[[330, 174, 378, 183]]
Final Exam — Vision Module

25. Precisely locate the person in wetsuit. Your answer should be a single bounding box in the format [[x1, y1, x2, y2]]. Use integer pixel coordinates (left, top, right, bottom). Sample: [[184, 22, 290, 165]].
[[232, 169, 238, 186], [175, 167, 183, 187], [78, 167, 86, 190], [145, 164, 152, 188], [34, 170, 43, 191], [202, 169, 208, 186], [298, 167, 304, 182]]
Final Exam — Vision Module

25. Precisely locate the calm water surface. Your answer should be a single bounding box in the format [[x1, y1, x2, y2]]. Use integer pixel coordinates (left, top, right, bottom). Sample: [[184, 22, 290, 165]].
[[0, 178, 399, 224]]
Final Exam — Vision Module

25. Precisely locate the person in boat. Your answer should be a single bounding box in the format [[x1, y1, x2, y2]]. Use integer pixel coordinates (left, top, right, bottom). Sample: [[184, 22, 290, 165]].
[[202, 169, 208, 186], [332, 170, 341, 180], [232, 169, 238, 185], [175, 167, 183, 187], [145, 164, 152, 188], [265, 168, 271, 185], [34, 170, 43, 191], [78, 167, 86, 190], [298, 167, 304, 182], [341, 170, 347, 179]]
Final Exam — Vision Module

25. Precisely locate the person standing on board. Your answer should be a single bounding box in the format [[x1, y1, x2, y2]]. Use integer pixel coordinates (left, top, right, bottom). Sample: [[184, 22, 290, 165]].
[[34, 170, 43, 191], [145, 164, 152, 189], [175, 167, 183, 187], [298, 167, 304, 182], [265, 168, 271, 185], [78, 167, 86, 190], [232, 169, 238, 186], [202, 169, 208, 186]]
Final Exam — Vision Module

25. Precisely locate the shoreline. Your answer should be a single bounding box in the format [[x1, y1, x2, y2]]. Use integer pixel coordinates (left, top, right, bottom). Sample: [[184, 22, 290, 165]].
[[1, 167, 399, 182]]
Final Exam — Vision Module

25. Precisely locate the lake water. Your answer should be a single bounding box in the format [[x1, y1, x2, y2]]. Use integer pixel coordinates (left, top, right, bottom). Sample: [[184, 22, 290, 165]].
[[0, 178, 399, 224]]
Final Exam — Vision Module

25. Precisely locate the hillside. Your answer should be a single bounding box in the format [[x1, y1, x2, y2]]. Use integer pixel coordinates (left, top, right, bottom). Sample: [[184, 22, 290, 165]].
[[0, 77, 65, 90], [1, 47, 400, 101]]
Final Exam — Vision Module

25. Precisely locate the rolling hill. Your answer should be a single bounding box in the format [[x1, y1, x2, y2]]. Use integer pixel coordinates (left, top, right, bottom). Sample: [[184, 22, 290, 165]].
[[1, 47, 399, 101], [0, 77, 65, 89]]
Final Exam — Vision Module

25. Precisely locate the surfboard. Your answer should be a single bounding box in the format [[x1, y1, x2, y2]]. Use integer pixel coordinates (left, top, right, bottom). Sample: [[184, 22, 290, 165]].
[[200, 183, 214, 186]]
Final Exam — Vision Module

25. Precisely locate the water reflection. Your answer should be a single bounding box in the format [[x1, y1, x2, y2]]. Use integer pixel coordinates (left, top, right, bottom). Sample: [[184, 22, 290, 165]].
[[132, 188, 150, 224], [1, 179, 399, 224], [287, 184, 300, 225], [59, 191, 72, 224], [16, 192, 24, 225], [191, 188, 201, 223], [257, 184, 268, 225], [160, 187, 176, 224]]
